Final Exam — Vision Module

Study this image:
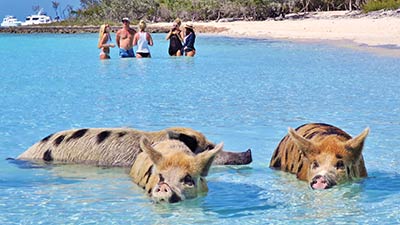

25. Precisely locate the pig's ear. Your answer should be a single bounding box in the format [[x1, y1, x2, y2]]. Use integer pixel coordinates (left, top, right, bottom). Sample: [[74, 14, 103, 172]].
[[140, 136, 163, 165], [196, 142, 223, 176], [288, 127, 317, 158], [345, 127, 369, 159]]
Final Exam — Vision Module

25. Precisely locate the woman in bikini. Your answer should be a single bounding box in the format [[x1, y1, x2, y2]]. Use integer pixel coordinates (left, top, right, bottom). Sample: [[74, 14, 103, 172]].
[[133, 20, 153, 58], [98, 24, 115, 60], [165, 18, 184, 56]]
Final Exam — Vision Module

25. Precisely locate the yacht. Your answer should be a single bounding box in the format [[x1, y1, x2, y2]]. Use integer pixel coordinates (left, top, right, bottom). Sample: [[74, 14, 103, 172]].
[[1, 15, 22, 27], [22, 9, 51, 26]]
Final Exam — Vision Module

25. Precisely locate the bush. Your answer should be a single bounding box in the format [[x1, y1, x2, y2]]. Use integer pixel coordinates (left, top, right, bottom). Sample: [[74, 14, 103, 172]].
[[362, 0, 400, 12]]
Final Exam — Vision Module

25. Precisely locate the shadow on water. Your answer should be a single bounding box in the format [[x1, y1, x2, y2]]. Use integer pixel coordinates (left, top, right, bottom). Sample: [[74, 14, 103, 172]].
[[2, 158, 87, 188], [203, 181, 274, 218], [6, 157, 50, 169], [3, 158, 127, 188], [152, 181, 274, 220], [359, 170, 400, 202]]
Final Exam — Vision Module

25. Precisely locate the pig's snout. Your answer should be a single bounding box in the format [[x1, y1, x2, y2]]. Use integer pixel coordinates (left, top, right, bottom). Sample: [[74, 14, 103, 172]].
[[153, 182, 181, 203], [310, 175, 336, 190]]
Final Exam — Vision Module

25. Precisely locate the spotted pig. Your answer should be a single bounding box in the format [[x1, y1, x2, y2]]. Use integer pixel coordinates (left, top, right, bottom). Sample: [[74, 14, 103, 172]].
[[17, 127, 252, 166]]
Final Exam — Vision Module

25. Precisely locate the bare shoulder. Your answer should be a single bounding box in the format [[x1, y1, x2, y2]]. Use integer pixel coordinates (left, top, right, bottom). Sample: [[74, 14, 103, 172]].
[[101, 33, 108, 42]]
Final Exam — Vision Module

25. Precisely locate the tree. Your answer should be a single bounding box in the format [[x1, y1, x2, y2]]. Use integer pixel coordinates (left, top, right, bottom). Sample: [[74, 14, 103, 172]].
[[63, 5, 76, 19], [32, 5, 41, 14], [52, 1, 60, 19]]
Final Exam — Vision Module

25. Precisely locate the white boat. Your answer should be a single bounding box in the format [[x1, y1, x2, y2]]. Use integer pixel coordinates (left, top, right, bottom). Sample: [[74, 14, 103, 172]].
[[22, 9, 51, 26], [1, 15, 22, 27]]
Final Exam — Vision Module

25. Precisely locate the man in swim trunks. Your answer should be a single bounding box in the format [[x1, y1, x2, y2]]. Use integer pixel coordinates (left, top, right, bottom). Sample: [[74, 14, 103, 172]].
[[116, 17, 136, 58]]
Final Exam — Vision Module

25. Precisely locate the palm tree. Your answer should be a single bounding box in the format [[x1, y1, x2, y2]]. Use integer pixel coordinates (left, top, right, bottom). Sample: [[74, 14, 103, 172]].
[[32, 5, 41, 14], [52, 1, 60, 20]]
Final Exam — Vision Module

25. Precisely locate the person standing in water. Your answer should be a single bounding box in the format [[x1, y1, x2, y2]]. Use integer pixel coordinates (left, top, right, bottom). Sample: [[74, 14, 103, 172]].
[[182, 23, 196, 57], [133, 20, 154, 58], [116, 17, 136, 58], [165, 18, 184, 56], [98, 24, 115, 60]]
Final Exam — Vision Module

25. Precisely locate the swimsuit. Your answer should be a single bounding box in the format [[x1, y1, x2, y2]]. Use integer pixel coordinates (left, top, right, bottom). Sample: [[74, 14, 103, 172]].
[[137, 52, 150, 57], [136, 32, 151, 57], [119, 48, 135, 58], [168, 33, 183, 56], [100, 34, 112, 57], [182, 32, 196, 53]]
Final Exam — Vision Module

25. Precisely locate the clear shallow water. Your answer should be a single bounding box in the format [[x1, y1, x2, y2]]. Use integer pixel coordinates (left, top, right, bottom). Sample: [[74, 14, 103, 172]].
[[0, 33, 399, 224]]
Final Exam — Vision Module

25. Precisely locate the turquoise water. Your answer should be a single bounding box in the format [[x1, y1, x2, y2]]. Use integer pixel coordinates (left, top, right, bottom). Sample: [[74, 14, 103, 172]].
[[1, 33, 400, 224]]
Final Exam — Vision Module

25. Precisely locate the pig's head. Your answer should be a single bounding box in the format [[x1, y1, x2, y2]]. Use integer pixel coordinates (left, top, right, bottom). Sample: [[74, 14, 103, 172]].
[[288, 127, 369, 190], [140, 137, 223, 203]]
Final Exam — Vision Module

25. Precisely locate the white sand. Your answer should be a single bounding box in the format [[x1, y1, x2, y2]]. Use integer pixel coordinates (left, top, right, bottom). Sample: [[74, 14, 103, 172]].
[[152, 11, 400, 56], [196, 18, 400, 47]]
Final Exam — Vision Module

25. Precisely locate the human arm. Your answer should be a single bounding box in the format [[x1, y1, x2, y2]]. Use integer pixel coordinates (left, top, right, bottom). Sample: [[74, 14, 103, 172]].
[[178, 30, 184, 42], [147, 32, 153, 46], [165, 30, 172, 40], [98, 34, 115, 48], [133, 33, 139, 46], [116, 30, 120, 48]]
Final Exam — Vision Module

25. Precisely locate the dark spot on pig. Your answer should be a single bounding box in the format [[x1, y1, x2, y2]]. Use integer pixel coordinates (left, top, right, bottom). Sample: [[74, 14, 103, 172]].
[[118, 132, 127, 137], [97, 131, 111, 144], [66, 129, 88, 142], [53, 135, 65, 146], [41, 134, 53, 143], [43, 149, 53, 161]]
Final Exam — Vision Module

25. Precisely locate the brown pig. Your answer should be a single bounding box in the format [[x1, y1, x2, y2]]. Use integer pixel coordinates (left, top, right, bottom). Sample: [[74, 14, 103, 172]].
[[270, 123, 369, 189]]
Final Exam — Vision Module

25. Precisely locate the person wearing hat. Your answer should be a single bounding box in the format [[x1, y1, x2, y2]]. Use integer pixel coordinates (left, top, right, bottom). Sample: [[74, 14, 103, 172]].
[[182, 23, 196, 57], [116, 17, 136, 58], [165, 18, 184, 56], [133, 20, 153, 58]]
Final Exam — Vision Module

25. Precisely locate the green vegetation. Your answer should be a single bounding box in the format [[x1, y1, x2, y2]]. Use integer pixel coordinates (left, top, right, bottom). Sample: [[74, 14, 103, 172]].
[[50, 0, 399, 24], [362, 0, 400, 12]]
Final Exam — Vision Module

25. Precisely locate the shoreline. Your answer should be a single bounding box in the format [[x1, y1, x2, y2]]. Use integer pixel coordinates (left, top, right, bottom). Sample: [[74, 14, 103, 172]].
[[1, 10, 399, 57], [189, 11, 400, 57]]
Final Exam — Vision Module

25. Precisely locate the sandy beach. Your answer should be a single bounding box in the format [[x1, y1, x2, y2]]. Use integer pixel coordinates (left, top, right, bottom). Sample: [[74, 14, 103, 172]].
[[1, 10, 399, 56], [152, 11, 400, 56]]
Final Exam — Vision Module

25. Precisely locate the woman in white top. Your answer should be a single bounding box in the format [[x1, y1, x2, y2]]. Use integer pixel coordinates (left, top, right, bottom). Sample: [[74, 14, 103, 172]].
[[98, 24, 115, 60], [133, 20, 154, 58]]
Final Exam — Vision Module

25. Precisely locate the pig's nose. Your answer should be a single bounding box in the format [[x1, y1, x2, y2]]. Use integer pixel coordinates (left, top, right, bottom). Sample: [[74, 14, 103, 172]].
[[311, 175, 336, 190], [156, 183, 171, 193], [153, 182, 181, 203]]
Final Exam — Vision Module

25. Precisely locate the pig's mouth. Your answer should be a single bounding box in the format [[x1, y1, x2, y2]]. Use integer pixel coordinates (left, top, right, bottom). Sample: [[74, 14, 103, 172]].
[[310, 175, 337, 190], [168, 192, 182, 203]]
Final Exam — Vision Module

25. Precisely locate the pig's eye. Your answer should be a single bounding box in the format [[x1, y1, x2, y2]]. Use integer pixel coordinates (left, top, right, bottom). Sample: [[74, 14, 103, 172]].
[[336, 161, 345, 170], [311, 161, 319, 170], [181, 174, 195, 186]]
